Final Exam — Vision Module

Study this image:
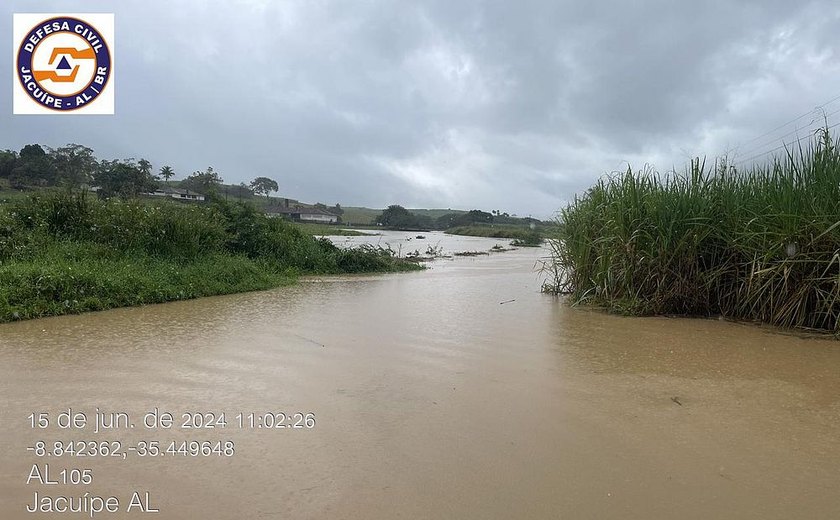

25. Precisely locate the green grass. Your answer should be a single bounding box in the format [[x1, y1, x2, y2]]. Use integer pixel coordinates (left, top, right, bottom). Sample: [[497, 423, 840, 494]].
[[408, 208, 467, 220], [341, 207, 381, 225], [545, 128, 840, 334], [446, 224, 546, 240], [0, 185, 58, 205], [0, 245, 294, 322], [0, 192, 420, 323], [510, 231, 544, 247]]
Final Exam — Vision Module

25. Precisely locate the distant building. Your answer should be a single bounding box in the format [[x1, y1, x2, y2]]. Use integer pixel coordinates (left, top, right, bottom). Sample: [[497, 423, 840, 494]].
[[266, 205, 339, 224], [149, 187, 205, 202], [273, 197, 299, 208]]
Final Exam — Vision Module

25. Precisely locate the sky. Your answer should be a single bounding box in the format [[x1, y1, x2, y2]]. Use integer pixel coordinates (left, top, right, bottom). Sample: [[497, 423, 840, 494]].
[[3, 1, 840, 218]]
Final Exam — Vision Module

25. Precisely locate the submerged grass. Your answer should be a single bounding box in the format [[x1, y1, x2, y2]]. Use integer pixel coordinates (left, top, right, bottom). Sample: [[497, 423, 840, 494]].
[[290, 222, 373, 236], [510, 231, 544, 247], [446, 224, 544, 240], [545, 128, 840, 334], [0, 193, 420, 323]]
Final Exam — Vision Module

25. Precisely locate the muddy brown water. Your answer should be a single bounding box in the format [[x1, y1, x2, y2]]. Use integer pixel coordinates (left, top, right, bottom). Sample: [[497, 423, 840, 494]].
[[0, 231, 838, 519]]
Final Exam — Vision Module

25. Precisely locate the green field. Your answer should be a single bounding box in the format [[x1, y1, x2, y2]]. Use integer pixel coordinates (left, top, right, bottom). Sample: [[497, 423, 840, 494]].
[[331, 206, 380, 225], [0, 184, 57, 205]]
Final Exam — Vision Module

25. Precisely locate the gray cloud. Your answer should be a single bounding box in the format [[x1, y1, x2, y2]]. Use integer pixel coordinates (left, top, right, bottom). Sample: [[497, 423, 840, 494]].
[[3, 0, 840, 217]]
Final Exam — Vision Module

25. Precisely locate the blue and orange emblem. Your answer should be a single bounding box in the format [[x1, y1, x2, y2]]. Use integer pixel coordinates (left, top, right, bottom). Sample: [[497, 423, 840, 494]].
[[16, 16, 111, 111]]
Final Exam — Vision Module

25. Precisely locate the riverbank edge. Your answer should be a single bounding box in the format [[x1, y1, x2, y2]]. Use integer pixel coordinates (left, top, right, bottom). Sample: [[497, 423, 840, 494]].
[[0, 253, 290, 323], [291, 222, 377, 236], [0, 251, 422, 324], [445, 225, 545, 241]]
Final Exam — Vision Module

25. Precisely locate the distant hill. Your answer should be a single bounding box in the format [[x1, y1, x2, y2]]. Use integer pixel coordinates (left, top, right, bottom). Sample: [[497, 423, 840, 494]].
[[342, 207, 467, 225], [409, 208, 468, 220], [340, 207, 379, 225]]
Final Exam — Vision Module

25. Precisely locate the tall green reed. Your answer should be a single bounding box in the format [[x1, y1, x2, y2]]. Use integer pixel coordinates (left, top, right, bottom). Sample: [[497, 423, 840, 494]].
[[546, 128, 840, 333]]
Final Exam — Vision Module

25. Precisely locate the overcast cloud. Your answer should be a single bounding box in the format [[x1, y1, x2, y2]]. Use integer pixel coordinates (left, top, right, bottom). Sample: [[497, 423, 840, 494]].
[[3, 0, 840, 217]]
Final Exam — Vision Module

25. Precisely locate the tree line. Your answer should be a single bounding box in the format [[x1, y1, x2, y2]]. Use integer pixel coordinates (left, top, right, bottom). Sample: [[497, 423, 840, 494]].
[[374, 205, 540, 230], [0, 143, 279, 200]]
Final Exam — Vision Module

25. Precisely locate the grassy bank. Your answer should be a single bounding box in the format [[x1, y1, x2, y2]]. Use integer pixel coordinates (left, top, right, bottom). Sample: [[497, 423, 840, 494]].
[[510, 233, 544, 247], [0, 193, 420, 323], [446, 224, 544, 242], [291, 222, 374, 236], [545, 129, 840, 334]]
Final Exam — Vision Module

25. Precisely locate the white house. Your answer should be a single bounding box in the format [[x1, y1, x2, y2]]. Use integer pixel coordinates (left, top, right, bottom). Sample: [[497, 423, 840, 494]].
[[149, 187, 205, 202]]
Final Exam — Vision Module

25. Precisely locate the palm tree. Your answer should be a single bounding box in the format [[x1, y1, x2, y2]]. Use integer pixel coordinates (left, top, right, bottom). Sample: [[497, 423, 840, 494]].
[[159, 165, 175, 184]]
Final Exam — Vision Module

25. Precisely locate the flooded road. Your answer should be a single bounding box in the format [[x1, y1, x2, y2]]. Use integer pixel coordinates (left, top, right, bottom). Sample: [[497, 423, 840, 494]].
[[0, 231, 838, 519]]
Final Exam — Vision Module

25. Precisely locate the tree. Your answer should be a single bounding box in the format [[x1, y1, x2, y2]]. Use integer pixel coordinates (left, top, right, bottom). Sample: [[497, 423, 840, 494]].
[[249, 176, 279, 199], [236, 182, 253, 201], [182, 167, 223, 194], [159, 165, 175, 183], [332, 203, 344, 216], [375, 205, 410, 227], [374, 205, 430, 229], [49, 144, 97, 188], [138, 159, 153, 177], [0, 150, 17, 179], [94, 159, 158, 199], [10, 144, 55, 188], [435, 210, 494, 229], [464, 209, 493, 223]]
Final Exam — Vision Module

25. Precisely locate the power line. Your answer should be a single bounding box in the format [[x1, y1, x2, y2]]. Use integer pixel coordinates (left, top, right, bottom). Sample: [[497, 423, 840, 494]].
[[737, 92, 840, 149], [737, 118, 819, 159], [736, 107, 837, 159], [735, 103, 840, 164], [735, 120, 840, 167], [738, 104, 840, 158]]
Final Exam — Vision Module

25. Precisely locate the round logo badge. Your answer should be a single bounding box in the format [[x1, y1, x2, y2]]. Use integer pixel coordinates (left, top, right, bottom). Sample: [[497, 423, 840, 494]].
[[16, 16, 112, 111]]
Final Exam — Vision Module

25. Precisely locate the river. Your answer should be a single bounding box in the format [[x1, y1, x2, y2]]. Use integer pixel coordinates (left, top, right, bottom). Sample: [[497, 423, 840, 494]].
[[0, 230, 838, 519]]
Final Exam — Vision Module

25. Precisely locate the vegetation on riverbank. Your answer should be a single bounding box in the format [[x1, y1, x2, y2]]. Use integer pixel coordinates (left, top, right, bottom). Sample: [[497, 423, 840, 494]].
[[342, 206, 463, 226], [290, 222, 373, 236], [446, 225, 544, 241], [544, 129, 840, 334], [0, 193, 420, 323], [510, 231, 544, 247], [371, 205, 547, 236]]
